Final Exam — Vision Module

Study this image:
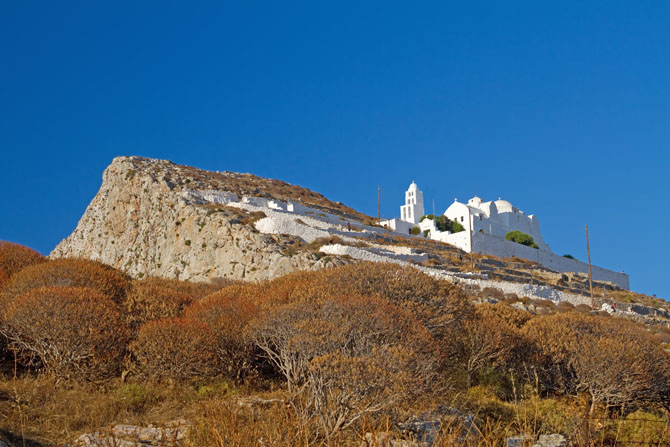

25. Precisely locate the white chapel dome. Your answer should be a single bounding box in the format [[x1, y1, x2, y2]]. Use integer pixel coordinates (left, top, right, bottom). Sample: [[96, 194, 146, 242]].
[[408, 181, 418, 191], [494, 198, 514, 212]]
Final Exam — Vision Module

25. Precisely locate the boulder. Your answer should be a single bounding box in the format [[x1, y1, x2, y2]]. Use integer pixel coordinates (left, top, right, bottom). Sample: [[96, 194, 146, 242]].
[[360, 432, 417, 447], [533, 434, 567, 447], [77, 420, 190, 447], [507, 434, 533, 447]]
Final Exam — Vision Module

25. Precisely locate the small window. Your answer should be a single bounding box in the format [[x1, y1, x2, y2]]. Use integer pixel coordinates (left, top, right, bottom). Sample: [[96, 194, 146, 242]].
[[461, 216, 464, 222]]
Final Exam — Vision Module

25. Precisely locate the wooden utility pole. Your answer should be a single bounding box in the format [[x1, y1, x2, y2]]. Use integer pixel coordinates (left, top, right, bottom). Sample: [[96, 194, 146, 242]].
[[377, 185, 380, 223], [469, 207, 475, 269], [585, 225, 594, 308]]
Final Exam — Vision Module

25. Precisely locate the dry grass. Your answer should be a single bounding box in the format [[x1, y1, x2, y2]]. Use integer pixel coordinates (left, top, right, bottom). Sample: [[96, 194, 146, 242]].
[[0, 373, 265, 445], [0, 375, 182, 444], [2, 373, 669, 446]]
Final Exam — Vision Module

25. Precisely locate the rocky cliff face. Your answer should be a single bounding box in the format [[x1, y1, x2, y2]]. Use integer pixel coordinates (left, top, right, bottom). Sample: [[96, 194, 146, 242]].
[[51, 156, 343, 282]]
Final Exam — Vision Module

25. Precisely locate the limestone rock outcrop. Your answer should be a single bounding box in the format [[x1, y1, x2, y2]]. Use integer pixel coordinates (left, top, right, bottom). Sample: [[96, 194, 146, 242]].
[[51, 156, 333, 282]]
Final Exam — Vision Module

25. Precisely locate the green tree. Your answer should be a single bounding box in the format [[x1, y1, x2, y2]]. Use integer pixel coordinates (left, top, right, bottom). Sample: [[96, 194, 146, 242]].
[[505, 230, 539, 248], [435, 215, 464, 233]]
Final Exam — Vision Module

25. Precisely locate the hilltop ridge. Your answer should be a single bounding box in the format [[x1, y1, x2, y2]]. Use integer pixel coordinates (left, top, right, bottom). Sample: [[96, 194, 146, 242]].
[[51, 156, 668, 320], [51, 156, 352, 282]]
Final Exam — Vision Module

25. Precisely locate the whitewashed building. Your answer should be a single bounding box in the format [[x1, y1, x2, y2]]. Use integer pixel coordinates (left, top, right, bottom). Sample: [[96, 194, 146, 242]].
[[444, 196, 550, 251], [381, 182, 629, 290]]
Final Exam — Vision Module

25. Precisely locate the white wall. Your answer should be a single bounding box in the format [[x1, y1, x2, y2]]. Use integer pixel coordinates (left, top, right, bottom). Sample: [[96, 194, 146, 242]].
[[320, 243, 592, 306], [286, 201, 310, 214], [381, 218, 415, 235], [471, 232, 629, 289], [440, 229, 472, 251]]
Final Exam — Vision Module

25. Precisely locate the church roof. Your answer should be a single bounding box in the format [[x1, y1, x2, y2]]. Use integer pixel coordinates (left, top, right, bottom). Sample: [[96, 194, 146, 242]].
[[494, 198, 514, 211]]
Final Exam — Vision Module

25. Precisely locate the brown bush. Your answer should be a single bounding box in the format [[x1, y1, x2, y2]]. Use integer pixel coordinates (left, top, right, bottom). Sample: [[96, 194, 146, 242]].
[[0, 286, 128, 380], [250, 293, 441, 437], [124, 280, 194, 333], [131, 317, 218, 380], [287, 263, 473, 339], [0, 241, 45, 279], [308, 235, 345, 250], [653, 326, 670, 345], [254, 270, 322, 309], [483, 287, 506, 300], [184, 285, 262, 378], [522, 313, 670, 412], [0, 269, 8, 291], [555, 300, 575, 312], [460, 304, 524, 387], [533, 298, 556, 309], [138, 276, 235, 302], [1, 258, 130, 305], [487, 302, 531, 328]]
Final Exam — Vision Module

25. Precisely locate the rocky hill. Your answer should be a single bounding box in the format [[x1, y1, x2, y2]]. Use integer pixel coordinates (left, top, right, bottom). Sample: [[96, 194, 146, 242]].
[[52, 156, 669, 320], [51, 156, 354, 282]]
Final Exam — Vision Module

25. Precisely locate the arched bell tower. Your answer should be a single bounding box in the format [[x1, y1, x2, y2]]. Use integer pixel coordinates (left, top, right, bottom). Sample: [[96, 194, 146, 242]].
[[400, 181, 424, 224]]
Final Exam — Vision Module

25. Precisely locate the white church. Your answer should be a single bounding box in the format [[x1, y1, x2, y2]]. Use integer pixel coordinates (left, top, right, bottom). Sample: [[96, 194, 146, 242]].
[[381, 182, 629, 290]]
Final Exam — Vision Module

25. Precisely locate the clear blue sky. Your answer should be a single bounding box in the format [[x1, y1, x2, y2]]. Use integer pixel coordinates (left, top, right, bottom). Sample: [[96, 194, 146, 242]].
[[1, 2, 668, 298]]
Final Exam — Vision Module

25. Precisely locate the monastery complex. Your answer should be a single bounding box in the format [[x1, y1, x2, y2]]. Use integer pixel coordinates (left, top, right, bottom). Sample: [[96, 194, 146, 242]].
[[382, 182, 630, 290]]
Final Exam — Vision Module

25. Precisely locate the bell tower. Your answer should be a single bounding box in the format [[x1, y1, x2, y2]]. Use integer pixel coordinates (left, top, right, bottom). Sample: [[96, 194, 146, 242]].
[[400, 181, 424, 224]]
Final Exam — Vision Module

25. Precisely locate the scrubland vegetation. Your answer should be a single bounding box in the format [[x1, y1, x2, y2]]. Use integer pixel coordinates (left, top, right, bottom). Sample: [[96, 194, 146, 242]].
[[0, 240, 669, 446]]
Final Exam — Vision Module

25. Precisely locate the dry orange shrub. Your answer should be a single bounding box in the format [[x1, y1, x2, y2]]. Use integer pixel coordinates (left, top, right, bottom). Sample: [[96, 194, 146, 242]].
[[0, 269, 8, 290], [253, 270, 323, 308], [459, 304, 524, 388], [124, 280, 194, 333], [522, 312, 670, 412], [184, 284, 263, 378], [138, 276, 236, 301], [1, 286, 128, 380], [485, 302, 531, 328], [250, 293, 442, 437], [0, 240, 45, 279], [131, 317, 218, 380], [275, 263, 473, 333], [1, 258, 130, 305], [268, 263, 473, 375], [555, 300, 575, 312]]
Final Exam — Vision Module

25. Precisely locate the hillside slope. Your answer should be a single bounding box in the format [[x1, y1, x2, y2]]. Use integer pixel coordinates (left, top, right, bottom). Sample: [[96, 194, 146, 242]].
[[51, 156, 668, 319]]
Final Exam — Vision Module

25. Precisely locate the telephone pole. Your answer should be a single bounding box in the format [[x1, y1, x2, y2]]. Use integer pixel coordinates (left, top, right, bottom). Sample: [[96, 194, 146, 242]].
[[377, 185, 381, 223], [469, 206, 475, 269], [585, 225, 594, 308]]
